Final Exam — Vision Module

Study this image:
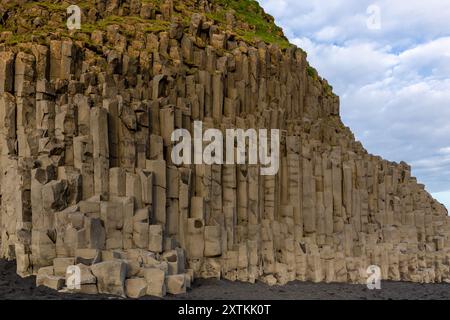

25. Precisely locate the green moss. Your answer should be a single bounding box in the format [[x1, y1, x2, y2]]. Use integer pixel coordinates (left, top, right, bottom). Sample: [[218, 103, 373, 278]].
[[206, 12, 227, 24], [307, 65, 318, 79], [25, 1, 95, 11], [237, 29, 289, 48], [142, 21, 171, 33], [25, 1, 67, 11], [306, 65, 335, 95], [324, 83, 334, 96], [81, 15, 171, 36], [210, 0, 290, 48], [1, 0, 291, 48], [3, 34, 28, 46], [141, 0, 160, 4]]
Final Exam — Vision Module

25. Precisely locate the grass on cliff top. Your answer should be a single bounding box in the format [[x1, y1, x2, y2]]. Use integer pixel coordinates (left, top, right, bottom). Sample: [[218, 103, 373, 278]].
[[207, 0, 291, 48], [1, 0, 290, 48], [307, 65, 334, 95], [21, 0, 92, 11]]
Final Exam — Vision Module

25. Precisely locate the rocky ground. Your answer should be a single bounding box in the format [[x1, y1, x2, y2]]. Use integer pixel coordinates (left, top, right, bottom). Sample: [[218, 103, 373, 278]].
[[1, 260, 450, 300]]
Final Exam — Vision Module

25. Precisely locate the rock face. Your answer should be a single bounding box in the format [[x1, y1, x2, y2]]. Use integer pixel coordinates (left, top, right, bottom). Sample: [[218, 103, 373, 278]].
[[0, 0, 449, 298]]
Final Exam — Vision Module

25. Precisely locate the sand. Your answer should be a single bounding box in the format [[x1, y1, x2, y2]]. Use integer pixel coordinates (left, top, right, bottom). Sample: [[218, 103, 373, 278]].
[[1, 260, 450, 300]]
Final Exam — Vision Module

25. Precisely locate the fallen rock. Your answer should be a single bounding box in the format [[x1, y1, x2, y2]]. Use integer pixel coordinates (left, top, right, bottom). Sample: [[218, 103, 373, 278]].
[[125, 278, 147, 298], [143, 268, 166, 298], [165, 274, 187, 295], [91, 261, 127, 297]]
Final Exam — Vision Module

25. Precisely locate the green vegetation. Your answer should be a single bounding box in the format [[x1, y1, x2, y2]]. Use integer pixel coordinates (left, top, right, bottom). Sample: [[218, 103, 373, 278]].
[[306, 65, 335, 96], [325, 83, 334, 96], [25, 1, 67, 11], [81, 15, 171, 35], [238, 29, 289, 48], [307, 65, 318, 79], [0, 0, 291, 48], [0, 1, 336, 98], [208, 0, 291, 48]]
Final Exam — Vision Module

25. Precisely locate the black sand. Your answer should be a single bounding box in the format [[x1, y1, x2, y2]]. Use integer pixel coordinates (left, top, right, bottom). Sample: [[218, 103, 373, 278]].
[[1, 260, 450, 300]]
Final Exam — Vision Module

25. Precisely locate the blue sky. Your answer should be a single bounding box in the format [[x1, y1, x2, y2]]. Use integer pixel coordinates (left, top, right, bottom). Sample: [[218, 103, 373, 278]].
[[258, 0, 450, 211]]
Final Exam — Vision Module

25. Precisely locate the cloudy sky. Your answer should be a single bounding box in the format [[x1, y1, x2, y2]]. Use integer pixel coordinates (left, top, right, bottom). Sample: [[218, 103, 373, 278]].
[[258, 0, 450, 210]]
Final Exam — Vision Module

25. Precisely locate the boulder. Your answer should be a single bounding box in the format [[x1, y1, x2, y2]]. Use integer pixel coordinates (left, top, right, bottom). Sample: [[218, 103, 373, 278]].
[[125, 278, 147, 298], [91, 261, 127, 297], [165, 274, 187, 295], [143, 268, 166, 297]]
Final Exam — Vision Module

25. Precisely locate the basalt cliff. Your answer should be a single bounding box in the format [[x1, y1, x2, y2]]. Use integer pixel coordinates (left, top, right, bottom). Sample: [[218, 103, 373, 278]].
[[0, 0, 448, 298]]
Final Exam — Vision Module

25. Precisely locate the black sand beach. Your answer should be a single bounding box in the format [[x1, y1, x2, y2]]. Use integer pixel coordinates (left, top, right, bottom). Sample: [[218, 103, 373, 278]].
[[1, 260, 450, 300]]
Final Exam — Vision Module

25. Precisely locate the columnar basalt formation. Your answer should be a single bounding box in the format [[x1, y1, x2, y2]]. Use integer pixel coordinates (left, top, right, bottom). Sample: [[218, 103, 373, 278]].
[[0, 0, 449, 298]]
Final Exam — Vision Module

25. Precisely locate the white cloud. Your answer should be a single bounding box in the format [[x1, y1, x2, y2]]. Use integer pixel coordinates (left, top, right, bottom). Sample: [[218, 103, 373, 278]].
[[258, 0, 450, 209], [439, 147, 450, 155]]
